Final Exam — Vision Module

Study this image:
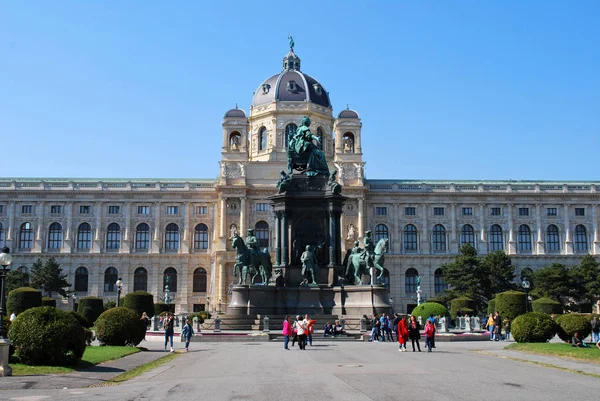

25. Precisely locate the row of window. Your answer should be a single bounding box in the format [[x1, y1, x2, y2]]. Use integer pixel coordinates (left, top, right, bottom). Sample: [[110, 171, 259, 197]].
[[8, 205, 210, 216], [257, 124, 329, 152], [374, 206, 587, 217], [404, 268, 448, 294]]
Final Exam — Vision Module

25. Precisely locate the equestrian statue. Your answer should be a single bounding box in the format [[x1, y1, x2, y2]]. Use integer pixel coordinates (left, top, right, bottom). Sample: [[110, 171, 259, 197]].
[[344, 231, 388, 285], [232, 229, 273, 285]]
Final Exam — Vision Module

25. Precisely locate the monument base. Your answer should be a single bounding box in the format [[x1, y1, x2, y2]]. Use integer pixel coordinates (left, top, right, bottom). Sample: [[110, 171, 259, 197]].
[[0, 338, 12, 377]]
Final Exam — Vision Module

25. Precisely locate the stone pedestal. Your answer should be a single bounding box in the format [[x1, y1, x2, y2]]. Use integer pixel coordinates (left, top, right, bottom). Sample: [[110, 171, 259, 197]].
[[0, 338, 12, 377]]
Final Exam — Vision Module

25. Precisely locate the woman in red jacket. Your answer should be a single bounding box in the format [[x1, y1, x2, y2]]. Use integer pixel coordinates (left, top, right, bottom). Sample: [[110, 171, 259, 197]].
[[397, 315, 409, 352]]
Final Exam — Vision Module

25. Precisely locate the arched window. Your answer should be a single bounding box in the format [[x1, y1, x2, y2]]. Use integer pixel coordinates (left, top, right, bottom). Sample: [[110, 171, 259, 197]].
[[432, 224, 446, 252], [229, 131, 241, 151], [374, 224, 389, 242], [490, 224, 504, 251], [460, 224, 475, 247], [0, 222, 4, 248], [47, 222, 63, 249], [546, 224, 560, 252], [518, 225, 532, 252], [77, 223, 92, 250], [434, 268, 448, 294], [194, 223, 209, 250], [165, 223, 180, 250], [135, 223, 150, 250], [75, 267, 89, 292], [19, 222, 33, 249], [193, 268, 207, 292], [403, 224, 418, 253], [104, 267, 118, 292], [106, 223, 121, 250], [255, 221, 269, 248], [343, 132, 354, 153], [405, 268, 418, 293], [259, 127, 267, 151], [316, 127, 324, 150], [285, 124, 297, 148], [134, 267, 148, 292], [575, 225, 588, 252], [164, 267, 178, 292]]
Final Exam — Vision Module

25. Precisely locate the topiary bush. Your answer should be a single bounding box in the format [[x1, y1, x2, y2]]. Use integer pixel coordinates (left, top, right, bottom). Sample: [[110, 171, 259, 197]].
[[532, 297, 562, 315], [495, 291, 527, 321], [41, 297, 56, 307], [512, 312, 556, 343], [487, 299, 496, 315], [555, 314, 591, 343], [154, 302, 171, 316], [6, 287, 42, 315], [77, 297, 105, 327], [95, 307, 146, 346], [450, 296, 476, 318], [123, 291, 154, 318], [9, 306, 86, 366], [411, 302, 448, 323]]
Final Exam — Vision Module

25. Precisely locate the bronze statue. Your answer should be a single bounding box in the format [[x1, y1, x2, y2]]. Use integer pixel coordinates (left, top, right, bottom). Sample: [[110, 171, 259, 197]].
[[359, 230, 375, 267], [232, 234, 273, 285], [300, 245, 318, 285], [287, 116, 330, 176], [276, 170, 292, 193], [345, 237, 388, 285], [328, 170, 342, 194]]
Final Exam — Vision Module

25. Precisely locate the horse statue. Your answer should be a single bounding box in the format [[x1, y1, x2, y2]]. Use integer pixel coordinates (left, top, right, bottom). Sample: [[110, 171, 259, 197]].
[[344, 238, 388, 285], [231, 235, 273, 285]]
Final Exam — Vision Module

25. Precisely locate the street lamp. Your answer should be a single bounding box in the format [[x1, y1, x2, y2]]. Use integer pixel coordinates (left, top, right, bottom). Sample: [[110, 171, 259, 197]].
[[0, 246, 13, 377], [72, 293, 78, 312], [116, 277, 123, 307], [521, 279, 531, 312]]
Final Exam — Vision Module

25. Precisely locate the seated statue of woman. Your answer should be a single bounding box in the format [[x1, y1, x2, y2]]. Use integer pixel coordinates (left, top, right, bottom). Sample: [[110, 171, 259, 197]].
[[289, 116, 330, 177]]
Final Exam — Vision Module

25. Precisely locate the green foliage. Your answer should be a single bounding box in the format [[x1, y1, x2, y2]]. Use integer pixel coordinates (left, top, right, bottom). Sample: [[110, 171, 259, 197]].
[[411, 302, 448, 322], [531, 297, 562, 315], [154, 302, 171, 316], [482, 251, 516, 296], [495, 291, 527, 321], [511, 312, 556, 343], [555, 314, 592, 343], [41, 297, 56, 307], [123, 291, 154, 318], [532, 263, 574, 306], [427, 293, 453, 309], [6, 269, 30, 293], [6, 287, 42, 315], [30, 257, 71, 297], [450, 296, 476, 318], [77, 297, 105, 326], [104, 299, 117, 310], [569, 255, 600, 307], [95, 307, 146, 346], [9, 306, 86, 366], [487, 298, 496, 315]]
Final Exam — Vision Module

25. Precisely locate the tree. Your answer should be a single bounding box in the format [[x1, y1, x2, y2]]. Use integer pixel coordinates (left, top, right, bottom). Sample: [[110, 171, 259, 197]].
[[532, 263, 573, 305], [481, 250, 516, 296], [6, 268, 29, 293], [30, 257, 71, 297], [570, 254, 600, 306]]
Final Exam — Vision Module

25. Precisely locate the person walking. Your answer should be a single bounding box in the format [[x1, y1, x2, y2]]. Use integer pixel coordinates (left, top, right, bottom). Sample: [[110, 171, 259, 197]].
[[494, 312, 502, 342], [392, 313, 401, 342], [427, 314, 437, 348], [369, 314, 380, 342], [397, 314, 408, 352], [408, 315, 421, 352], [503, 317, 511, 341], [163, 312, 175, 352], [304, 314, 315, 346], [291, 315, 300, 347], [424, 319, 435, 352], [485, 313, 495, 341], [591, 316, 600, 344], [297, 316, 307, 350], [282, 316, 292, 350], [181, 318, 194, 352]]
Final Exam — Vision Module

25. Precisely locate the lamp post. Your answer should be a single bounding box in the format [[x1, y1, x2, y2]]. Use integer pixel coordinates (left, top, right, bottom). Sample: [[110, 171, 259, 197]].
[[116, 278, 123, 307], [0, 246, 13, 376], [521, 279, 531, 312], [72, 293, 78, 312]]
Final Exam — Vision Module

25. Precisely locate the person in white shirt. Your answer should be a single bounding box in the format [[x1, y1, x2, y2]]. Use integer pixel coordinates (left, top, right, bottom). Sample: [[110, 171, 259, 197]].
[[9, 313, 16, 322]]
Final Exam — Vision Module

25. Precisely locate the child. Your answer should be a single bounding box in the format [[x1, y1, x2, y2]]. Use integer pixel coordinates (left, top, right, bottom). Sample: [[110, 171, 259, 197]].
[[181, 318, 195, 352], [424, 319, 435, 352]]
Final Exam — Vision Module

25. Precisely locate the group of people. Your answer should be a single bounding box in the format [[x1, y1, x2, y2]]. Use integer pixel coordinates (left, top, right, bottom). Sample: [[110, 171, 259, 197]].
[[323, 320, 345, 337], [572, 316, 600, 349], [369, 313, 437, 353], [159, 312, 195, 353], [282, 314, 316, 350], [484, 312, 511, 341]]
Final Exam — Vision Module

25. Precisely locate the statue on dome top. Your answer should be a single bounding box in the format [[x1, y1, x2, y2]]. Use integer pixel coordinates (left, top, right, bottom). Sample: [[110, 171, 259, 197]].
[[288, 34, 295, 51]]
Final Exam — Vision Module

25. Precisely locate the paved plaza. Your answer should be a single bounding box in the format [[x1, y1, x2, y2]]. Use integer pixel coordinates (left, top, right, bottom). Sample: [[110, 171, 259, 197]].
[[0, 340, 599, 401]]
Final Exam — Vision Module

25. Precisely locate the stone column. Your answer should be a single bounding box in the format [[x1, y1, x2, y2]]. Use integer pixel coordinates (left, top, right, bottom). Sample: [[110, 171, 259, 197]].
[[240, 198, 246, 236], [34, 201, 45, 253], [93, 202, 103, 253], [507, 204, 516, 254], [281, 212, 289, 266], [328, 210, 335, 267], [219, 198, 226, 238], [479, 204, 487, 254], [393, 203, 400, 254], [182, 202, 190, 253], [64, 202, 73, 253], [274, 211, 281, 266], [6, 202, 14, 248], [564, 204, 573, 254], [422, 204, 429, 254], [336, 211, 342, 265], [152, 202, 161, 253], [450, 203, 457, 253], [358, 198, 364, 235], [592, 205, 599, 254], [536, 203, 545, 255], [122, 202, 131, 253]]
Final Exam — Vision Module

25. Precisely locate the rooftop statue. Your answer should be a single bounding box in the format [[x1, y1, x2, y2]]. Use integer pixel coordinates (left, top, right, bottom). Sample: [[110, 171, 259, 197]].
[[287, 116, 330, 177], [288, 34, 295, 51]]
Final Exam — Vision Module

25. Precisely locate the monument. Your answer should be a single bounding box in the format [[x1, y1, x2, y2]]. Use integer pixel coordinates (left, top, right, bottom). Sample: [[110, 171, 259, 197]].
[[227, 116, 391, 316]]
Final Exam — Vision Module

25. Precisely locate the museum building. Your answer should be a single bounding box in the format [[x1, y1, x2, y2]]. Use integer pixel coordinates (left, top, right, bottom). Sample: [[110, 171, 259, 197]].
[[1, 47, 599, 314]]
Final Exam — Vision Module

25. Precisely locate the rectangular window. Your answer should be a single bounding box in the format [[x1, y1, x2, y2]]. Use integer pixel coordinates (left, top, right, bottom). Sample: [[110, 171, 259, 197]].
[[256, 203, 269, 212], [166, 206, 179, 215], [108, 206, 120, 214], [490, 207, 501, 216], [50, 205, 62, 214], [22, 205, 33, 214], [137, 206, 150, 215], [196, 206, 208, 215], [462, 207, 473, 216], [433, 207, 445, 216], [518, 207, 529, 216], [375, 207, 387, 216], [404, 207, 416, 216], [0, 205, 4, 213], [575, 208, 585, 216], [80, 205, 91, 214], [547, 208, 557, 216]]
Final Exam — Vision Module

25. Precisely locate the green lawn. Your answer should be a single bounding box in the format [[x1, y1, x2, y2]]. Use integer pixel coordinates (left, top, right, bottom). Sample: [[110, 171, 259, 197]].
[[11, 346, 141, 376], [108, 352, 180, 383], [505, 342, 600, 363]]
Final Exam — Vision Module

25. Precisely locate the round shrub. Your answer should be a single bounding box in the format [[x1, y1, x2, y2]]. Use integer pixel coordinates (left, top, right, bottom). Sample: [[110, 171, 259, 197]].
[[532, 297, 562, 315], [154, 302, 171, 316], [487, 299, 496, 315], [123, 291, 154, 318], [450, 296, 476, 318], [555, 314, 591, 343], [411, 302, 448, 323], [9, 306, 86, 366], [95, 307, 146, 346], [512, 312, 556, 343], [41, 297, 56, 307], [495, 291, 527, 321], [6, 287, 42, 315], [77, 297, 104, 326]]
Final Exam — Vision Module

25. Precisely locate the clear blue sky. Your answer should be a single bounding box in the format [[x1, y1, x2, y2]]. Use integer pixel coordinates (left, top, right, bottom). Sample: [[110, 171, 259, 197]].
[[1, 1, 599, 181]]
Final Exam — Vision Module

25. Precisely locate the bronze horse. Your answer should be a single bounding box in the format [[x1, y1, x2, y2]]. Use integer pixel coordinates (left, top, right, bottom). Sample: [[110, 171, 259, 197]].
[[345, 238, 388, 285], [231, 235, 273, 285]]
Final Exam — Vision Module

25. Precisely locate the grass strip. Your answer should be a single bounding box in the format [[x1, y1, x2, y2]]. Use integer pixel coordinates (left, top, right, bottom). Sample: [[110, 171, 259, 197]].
[[505, 343, 600, 364], [107, 352, 180, 384]]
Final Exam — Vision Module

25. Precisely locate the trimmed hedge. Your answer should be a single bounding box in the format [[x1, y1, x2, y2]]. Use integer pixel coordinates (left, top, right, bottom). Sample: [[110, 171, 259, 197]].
[[7, 287, 42, 315], [154, 302, 172, 316], [495, 291, 527, 321], [411, 302, 448, 323], [555, 314, 591, 343], [511, 312, 556, 343], [532, 297, 562, 315], [487, 299, 496, 315], [41, 297, 57, 307], [123, 291, 155, 318], [9, 306, 86, 366], [450, 296, 476, 318], [95, 307, 146, 346], [77, 297, 105, 327]]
